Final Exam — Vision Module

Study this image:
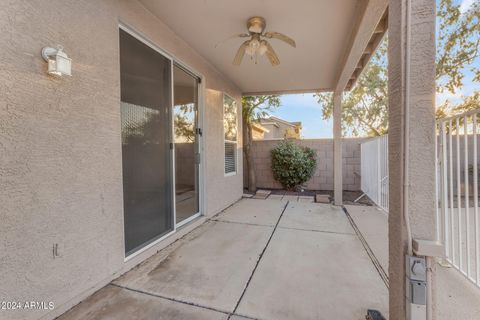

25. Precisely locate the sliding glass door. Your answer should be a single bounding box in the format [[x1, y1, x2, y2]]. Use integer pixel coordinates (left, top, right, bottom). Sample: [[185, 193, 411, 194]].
[[120, 29, 174, 256], [173, 64, 200, 225], [119, 28, 203, 256]]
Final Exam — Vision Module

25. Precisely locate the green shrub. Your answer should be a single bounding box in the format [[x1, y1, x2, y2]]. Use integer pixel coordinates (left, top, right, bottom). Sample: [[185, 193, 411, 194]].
[[270, 141, 317, 190]]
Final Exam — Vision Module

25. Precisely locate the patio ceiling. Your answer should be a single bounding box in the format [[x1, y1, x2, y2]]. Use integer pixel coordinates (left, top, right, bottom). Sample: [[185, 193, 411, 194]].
[[140, 0, 388, 95]]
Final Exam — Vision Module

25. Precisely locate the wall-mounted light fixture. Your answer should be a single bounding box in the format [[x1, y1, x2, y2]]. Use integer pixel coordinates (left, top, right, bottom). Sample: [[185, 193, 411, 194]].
[[41, 45, 72, 76]]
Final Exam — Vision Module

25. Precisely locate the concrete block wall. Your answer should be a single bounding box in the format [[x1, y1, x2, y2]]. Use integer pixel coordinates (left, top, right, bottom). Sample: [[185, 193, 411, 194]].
[[246, 138, 368, 191]]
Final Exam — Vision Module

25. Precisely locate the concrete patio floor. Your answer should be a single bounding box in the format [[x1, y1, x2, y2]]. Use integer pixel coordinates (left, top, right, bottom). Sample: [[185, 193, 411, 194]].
[[59, 199, 388, 320]]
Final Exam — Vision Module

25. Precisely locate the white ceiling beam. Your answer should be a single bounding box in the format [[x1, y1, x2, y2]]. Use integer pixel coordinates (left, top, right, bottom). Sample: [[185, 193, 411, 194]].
[[242, 87, 332, 96], [334, 0, 388, 93]]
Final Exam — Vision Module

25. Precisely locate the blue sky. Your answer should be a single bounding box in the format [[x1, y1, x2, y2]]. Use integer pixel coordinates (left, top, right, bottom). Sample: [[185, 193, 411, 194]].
[[269, 93, 332, 138], [269, 0, 478, 139]]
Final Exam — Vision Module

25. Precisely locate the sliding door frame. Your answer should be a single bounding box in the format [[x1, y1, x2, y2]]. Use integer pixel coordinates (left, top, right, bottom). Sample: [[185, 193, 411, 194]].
[[119, 23, 205, 261], [174, 62, 204, 228]]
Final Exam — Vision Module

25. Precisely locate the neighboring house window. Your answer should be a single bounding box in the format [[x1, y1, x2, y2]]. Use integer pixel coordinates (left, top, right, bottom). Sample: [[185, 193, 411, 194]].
[[224, 94, 237, 175]]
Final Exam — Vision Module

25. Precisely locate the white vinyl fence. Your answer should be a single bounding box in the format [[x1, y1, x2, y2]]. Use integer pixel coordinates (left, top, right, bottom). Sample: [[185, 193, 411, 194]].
[[437, 109, 480, 288], [360, 135, 389, 211]]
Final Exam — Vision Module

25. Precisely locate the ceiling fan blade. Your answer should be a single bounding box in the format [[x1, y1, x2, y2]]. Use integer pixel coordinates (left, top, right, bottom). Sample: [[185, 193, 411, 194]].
[[233, 40, 250, 65], [215, 33, 250, 48], [264, 41, 280, 66], [264, 31, 296, 48]]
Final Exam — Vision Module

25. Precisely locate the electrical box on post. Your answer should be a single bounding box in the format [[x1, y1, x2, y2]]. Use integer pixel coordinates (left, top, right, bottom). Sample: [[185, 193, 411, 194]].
[[406, 255, 427, 320]]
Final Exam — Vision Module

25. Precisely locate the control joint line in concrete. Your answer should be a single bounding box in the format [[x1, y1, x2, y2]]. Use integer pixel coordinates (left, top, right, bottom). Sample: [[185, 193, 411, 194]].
[[342, 206, 389, 288], [211, 219, 275, 228], [110, 283, 259, 318], [228, 201, 290, 319], [277, 225, 356, 236]]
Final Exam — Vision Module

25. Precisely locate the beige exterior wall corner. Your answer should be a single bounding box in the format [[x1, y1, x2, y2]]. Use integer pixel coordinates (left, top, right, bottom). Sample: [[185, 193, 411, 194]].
[[388, 0, 437, 319]]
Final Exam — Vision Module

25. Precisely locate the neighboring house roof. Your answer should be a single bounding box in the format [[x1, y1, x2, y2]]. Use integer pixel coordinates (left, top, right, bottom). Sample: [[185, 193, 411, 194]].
[[258, 121, 279, 128], [259, 116, 302, 129]]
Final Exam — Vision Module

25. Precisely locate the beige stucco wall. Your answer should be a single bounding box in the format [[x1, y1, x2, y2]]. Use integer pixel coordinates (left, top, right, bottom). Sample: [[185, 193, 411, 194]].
[[0, 1, 242, 320], [246, 138, 367, 191]]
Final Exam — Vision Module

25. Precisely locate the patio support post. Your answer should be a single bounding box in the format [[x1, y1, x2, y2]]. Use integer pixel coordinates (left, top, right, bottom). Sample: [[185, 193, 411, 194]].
[[333, 91, 342, 206], [388, 0, 437, 319]]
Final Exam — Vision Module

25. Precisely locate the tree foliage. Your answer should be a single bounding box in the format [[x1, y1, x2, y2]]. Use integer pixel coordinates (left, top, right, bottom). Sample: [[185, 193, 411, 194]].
[[437, 0, 480, 92], [242, 95, 281, 192], [242, 95, 281, 124], [317, 42, 388, 137], [174, 104, 196, 142], [436, 91, 480, 120], [316, 0, 480, 137]]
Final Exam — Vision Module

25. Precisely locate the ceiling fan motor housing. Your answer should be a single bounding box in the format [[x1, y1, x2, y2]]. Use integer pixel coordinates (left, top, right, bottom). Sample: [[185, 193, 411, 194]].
[[247, 16, 266, 34]]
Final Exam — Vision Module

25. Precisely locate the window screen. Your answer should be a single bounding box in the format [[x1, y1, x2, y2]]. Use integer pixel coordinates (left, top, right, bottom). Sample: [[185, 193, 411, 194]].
[[119, 29, 174, 255]]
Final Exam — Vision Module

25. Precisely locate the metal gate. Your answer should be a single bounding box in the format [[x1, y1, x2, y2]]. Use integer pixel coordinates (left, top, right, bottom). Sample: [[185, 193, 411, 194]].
[[437, 109, 480, 288], [360, 135, 389, 212]]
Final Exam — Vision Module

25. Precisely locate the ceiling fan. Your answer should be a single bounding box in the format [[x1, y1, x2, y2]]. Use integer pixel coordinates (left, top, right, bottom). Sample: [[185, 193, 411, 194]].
[[216, 16, 296, 66]]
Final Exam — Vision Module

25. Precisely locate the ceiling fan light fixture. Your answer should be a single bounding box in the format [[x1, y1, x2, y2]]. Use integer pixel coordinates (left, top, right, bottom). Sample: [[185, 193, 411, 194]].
[[219, 16, 296, 66], [245, 44, 256, 56], [258, 40, 268, 55], [249, 38, 260, 50]]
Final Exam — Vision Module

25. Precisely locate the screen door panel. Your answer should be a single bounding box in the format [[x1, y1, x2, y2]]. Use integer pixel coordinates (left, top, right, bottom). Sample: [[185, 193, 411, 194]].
[[173, 64, 200, 224], [120, 29, 173, 255]]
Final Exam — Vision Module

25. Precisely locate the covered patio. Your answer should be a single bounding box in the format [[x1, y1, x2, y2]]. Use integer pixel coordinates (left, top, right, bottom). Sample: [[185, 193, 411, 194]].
[[1, 0, 439, 319], [59, 198, 388, 320]]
